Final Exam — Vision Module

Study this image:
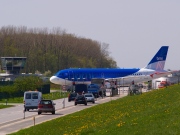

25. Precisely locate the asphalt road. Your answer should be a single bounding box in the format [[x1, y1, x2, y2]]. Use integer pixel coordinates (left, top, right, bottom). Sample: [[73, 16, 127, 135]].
[[0, 87, 148, 135]]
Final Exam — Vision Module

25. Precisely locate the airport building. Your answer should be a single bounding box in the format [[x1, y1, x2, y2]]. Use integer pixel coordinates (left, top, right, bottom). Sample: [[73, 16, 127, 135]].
[[0, 57, 27, 81], [0, 57, 50, 94], [1, 57, 27, 74]]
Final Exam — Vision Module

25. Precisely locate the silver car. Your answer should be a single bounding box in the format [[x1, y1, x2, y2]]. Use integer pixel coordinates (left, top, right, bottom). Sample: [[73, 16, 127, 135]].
[[84, 93, 95, 103]]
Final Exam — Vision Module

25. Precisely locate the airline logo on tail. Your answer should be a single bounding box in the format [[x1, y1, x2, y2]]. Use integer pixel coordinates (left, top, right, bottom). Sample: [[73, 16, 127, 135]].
[[145, 46, 168, 71], [156, 57, 163, 60]]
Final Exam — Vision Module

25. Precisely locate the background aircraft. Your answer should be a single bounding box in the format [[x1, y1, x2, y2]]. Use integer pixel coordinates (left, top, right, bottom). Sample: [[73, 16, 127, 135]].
[[0, 73, 11, 77], [50, 46, 172, 86]]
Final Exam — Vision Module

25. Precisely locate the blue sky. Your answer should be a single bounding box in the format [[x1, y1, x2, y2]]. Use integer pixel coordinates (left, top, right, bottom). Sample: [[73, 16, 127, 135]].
[[1, 0, 180, 70]]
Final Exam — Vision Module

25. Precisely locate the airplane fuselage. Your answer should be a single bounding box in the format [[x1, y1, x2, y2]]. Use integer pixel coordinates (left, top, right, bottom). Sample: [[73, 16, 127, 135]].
[[50, 68, 169, 85]]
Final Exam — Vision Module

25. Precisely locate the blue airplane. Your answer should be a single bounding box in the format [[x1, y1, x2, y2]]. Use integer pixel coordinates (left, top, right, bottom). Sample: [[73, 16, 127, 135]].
[[50, 46, 172, 86]]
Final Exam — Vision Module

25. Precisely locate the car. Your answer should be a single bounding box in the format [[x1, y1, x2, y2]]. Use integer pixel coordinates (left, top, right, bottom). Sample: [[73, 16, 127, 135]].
[[74, 95, 87, 105], [37, 99, 56, 115], [138, 84, 144, 88], [84, 93, 95, 103], [68, 92, 77, 102]]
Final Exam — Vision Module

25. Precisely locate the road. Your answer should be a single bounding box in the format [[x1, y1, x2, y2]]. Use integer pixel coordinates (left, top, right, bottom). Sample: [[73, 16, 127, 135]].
[[0, 87, 148, 135]]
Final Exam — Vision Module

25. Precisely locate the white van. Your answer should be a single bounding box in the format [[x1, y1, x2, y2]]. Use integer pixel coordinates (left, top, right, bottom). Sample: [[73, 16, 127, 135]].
[[24, 91, 42, 111]]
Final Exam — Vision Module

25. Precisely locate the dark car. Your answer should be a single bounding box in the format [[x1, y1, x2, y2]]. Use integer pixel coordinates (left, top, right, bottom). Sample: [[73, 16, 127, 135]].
[[68, 92, 77, 102], [37, 99, 56, 115], [74, 95, 87, 105]]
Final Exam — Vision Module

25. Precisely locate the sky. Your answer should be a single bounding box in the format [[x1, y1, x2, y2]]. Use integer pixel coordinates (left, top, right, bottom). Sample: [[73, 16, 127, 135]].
[[0, 0, 180, 70]]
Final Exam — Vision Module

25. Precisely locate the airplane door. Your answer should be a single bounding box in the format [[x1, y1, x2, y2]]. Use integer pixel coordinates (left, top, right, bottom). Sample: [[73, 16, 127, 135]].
[[144, 71, 147, 76], [144, 71, 148, 79], [68, 70, 74, 80], [101, 73, 104, 78]]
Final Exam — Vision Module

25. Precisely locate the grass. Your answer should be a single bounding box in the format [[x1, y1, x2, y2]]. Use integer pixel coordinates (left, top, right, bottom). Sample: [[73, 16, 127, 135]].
[[0, 91, 69, 104], [10, 84, 180, 135], [50, 83, 62, 90], [0, 104, 14, 109]]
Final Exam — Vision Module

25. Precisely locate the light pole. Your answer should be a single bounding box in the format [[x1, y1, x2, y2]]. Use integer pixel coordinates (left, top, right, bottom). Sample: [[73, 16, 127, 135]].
[[77, 78, 80, 84], [63, 78, 68, 108], [111, 78, 114, 97], [177, 70, 180, 85], [115, 79, 117, 96], [123, 78, 124, 95], [119, 79, 121, 96], [71, 78, 74, 92], [83, 78, 86, 84]]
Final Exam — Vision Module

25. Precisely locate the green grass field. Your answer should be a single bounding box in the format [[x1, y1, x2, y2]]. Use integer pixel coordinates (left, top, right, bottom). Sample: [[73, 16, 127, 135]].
[[10, 84, 180, 135], [0, 104, 14, 109]]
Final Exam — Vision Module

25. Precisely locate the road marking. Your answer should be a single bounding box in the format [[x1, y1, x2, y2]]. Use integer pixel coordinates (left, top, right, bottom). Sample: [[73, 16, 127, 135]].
[[0, 106, 76, 129]]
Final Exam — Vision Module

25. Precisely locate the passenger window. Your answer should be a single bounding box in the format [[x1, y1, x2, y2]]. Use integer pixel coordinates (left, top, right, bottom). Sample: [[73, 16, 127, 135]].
[[32, 93, 38, 99], [25, 93, 31, 99]]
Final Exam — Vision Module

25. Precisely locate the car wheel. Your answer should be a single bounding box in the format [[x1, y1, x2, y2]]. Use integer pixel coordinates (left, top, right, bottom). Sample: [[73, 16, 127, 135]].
[[85, 103, 87, 105], [68, 100, 71, 102], [92, 101, 95, 103], [75, 103, 77, 106], [38, 112, 41, 115], [27, 109, 29, 111], [52, 111, 55, 114]]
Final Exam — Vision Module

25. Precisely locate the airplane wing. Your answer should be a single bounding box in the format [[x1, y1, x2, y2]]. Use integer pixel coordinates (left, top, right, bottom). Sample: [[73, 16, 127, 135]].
[[105, 70, 176, 84], [149, 70, 177, 79], [106, 75, 144, 83]]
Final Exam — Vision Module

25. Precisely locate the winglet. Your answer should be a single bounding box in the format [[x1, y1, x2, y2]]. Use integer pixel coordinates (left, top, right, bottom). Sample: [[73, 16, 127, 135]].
[[145, 46, 169, 71]]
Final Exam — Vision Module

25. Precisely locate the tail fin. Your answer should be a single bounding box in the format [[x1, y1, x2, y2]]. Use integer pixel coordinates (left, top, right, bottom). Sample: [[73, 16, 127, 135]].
[[144, 46, 169, 71]]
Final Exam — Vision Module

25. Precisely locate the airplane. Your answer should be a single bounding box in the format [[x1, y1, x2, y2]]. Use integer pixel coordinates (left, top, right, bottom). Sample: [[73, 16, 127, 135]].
[[50, 46, 173, 86], [0, 73, 12, 77]]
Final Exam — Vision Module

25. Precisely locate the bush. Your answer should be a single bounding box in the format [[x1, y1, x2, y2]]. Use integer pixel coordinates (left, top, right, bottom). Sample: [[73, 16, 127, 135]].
[[13, 76, 43, 92]]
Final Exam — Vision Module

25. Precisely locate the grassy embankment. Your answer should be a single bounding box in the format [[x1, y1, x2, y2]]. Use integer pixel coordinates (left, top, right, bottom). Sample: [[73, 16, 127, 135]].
[[10, 84, 180, 135]]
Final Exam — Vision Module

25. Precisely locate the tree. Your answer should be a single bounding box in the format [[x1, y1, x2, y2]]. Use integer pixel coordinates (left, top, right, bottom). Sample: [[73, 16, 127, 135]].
[[0, 26, 117, 74], [13, 76, 43, 92]]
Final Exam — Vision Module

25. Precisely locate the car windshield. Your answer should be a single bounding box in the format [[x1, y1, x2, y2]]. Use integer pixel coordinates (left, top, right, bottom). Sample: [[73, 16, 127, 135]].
[[40, 100, 52, 105], [70, 93, 77, 97], [84, 95, 93, 97], [77, 96, 84, 99]]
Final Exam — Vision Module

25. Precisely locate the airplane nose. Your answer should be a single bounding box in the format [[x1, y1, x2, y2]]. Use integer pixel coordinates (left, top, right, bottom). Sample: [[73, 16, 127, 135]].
[[50, 76, 59, 84]]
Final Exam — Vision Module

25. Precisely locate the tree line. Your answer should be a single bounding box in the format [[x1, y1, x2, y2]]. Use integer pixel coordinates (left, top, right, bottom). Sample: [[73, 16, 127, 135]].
[[0, 26, 117, 75]]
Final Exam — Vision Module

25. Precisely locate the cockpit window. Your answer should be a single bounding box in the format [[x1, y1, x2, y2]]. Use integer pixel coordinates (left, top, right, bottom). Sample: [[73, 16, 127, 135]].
[[55, 71, 62, 76], [55, 71, 68, 77]]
